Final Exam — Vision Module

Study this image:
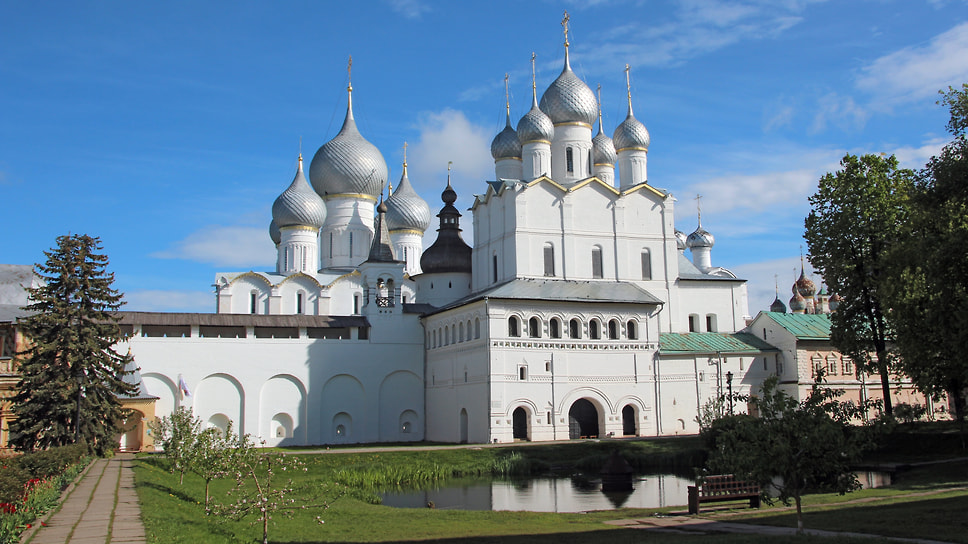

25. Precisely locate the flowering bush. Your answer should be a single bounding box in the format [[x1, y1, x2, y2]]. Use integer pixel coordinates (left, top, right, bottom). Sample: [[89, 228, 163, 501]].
[[0, 446, 89, 543]]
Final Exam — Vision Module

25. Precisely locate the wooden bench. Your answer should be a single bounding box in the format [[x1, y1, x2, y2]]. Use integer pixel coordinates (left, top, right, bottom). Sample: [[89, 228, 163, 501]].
[[687, 474, 761, 514]]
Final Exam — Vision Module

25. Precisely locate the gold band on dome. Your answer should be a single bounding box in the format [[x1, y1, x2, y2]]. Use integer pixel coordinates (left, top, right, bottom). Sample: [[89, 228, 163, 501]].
[[495, 157, 523, 162], [594, 162, 615, 167], [553, 121, 593, 129], [615, 146, 649, 153], [323, 193, 379, 202], [521, 139, 552, 145], [388, 228, 425, 235], [279, 225, 320, 232]]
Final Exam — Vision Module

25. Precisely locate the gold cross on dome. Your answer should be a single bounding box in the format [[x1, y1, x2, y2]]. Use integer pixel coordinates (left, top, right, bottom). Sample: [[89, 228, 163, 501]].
[[562, 11, 570, 46], [347, 55, 353, 91]]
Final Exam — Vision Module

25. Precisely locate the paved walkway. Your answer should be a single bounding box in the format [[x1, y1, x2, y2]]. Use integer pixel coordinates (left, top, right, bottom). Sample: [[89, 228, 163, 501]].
[[23, 454, 145, 544]]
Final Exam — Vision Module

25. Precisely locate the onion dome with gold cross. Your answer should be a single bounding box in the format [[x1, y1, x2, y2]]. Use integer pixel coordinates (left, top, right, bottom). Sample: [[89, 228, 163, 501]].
[[592, 91, 616, 166], [385, 152, 431, 234], [490, 109, 521, 160], [272, 155, 327, 229], [309, 59, 388, 199], [612, 68, 650, 152], [518, 60, 555, 144], [539, 14, 597, 127]]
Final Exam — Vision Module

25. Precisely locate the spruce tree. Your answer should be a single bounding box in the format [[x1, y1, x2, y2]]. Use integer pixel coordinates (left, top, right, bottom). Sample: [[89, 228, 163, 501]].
[[9, 234, 135, 455]]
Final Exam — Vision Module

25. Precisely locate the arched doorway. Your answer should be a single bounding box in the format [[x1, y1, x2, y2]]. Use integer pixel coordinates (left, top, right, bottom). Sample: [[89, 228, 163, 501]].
[[568, 399, 599, 439], [622, 405, 636, 436], [459, 408, 468, 444], [119, 410, 144, 452], [512, 407, 529, 441]]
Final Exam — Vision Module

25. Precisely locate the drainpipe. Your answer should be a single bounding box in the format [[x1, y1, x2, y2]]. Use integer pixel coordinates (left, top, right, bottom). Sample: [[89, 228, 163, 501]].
[[484, 297, 492, 444], [550, 352, 556, 440]]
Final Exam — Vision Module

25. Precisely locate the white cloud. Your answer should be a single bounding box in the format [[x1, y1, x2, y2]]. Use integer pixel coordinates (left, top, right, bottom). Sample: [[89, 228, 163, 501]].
[[763, 100, 796, 132], [151, 225, 276, 268], [124, 289, 214, 313], [857, 21, 968, 106], [889, 137, 948, 169], [385, 0, 431, 19], [810, 93, 869, 134]]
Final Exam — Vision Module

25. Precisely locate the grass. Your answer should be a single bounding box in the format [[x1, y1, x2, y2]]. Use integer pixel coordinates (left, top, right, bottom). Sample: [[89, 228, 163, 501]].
[[134, 424, 968, 543]]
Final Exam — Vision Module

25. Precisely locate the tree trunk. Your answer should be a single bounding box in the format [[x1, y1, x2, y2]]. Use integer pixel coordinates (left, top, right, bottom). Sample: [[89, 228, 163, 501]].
[[795, 494, 804, 535], [205, 480, 210, 507], [877, 352, 893, 416]]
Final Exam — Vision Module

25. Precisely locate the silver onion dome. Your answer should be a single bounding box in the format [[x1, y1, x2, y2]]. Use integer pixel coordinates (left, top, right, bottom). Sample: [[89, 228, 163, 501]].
[[613, 108, 650, 151], [309, 86, 388, 199], [490, 112, 521, 160], [686, 225, 715, 249], [517, 94, 554, 143], [675, 229, 687, 251], [592, 126, 617, 166], [539, 48, 597, 126], [385, 162, 432, 233], [269, 218, 281, 246], [272, 156, 327, 229]]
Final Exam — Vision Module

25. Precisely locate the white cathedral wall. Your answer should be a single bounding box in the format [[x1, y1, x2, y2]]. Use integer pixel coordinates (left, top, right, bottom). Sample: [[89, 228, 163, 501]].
[[123, 319, 424, 446], [676, 281, 750, 333]]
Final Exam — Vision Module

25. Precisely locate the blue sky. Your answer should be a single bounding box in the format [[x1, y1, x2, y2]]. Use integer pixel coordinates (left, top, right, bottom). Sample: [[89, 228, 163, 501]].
[[2, 0, 966, 315]]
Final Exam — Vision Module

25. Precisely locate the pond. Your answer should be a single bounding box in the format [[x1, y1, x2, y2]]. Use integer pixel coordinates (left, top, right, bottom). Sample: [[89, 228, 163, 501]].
[[380, 474, 695, 512], [380, 470, 893, 513]]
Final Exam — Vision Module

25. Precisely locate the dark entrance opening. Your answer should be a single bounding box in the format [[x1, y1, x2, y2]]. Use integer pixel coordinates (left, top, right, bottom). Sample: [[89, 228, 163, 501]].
[[512, 407, 528, 441], [622, 405, 636, 436], [568, 399, 599, 439]]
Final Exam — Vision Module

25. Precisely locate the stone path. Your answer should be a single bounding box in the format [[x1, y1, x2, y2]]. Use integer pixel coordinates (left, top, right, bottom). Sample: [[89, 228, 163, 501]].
[[23, 454, 145, 544]]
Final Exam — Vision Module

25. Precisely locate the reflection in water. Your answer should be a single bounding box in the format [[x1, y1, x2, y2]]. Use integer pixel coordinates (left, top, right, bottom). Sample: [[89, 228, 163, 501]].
[[380, 474, 694, 512], [380, 470, 893, 513]]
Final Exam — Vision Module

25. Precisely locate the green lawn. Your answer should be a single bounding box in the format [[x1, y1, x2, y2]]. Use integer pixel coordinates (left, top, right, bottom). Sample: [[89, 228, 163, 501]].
[[134, 424, 968, 543]]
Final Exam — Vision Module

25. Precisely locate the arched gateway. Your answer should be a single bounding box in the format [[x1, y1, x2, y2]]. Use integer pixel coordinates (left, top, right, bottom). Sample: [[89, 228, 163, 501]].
[[568, 399, 599, 439]]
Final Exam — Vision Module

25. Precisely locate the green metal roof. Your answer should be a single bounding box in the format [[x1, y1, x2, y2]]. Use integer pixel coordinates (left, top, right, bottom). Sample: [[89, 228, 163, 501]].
[[763, 311, 831, 340], [659, 332, 778, 355]]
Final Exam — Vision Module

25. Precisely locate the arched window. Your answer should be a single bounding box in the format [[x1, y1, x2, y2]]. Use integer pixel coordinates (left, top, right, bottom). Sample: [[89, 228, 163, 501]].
[[250, 291, 258, 315], [459, 322, 465, 342], [508, 316, 520, 337], [688, 314, 700, 332], [492, 255, 499, 283], [543, 243, 555, 277], [627, 320, 637, 340], [432, 330, 437, 348], [519, 366, 528, 380], [353, 294, 361, 314], [706, 314, 718, 332], [475, 318, 481, 339], [549, 318, 561, 339], [591, 246, 603, 279], [587, 149, 592, 175], [566, 147, 574, 172], [608, 319, 619, 340], [528, 317, 540, 338], [641, 249, 652, 280], [296, 292, 304, 315], [589, 320, 601, 340], [349, 231, 354, 259], [569, 318, 581, 339]]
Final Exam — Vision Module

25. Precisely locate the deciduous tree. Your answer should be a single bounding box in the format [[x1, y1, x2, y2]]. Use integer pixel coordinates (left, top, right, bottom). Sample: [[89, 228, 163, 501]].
[[804, 154, 914, 416], [888, 84, 968, 426], [703, 376, 872, 534], [10, 234, 135, 455]]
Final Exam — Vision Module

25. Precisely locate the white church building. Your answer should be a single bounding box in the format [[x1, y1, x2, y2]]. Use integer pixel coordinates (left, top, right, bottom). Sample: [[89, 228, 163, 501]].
[[113, 19, 763, 448]]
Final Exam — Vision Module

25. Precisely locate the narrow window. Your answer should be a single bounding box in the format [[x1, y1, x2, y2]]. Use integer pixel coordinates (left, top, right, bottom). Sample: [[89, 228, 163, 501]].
[[296, 292, 304, 315], [566, 147, 574, 172], [353, 294, 360, 314], [608, 319, 619, 340], [589, 320, 601, 340], [493, 255, 499, 283], [827, 355, 838, 375], [627, 320, 637, 340], [349, 232, 354, 259], [543, 243, 555, 277], [475, 318, 481, 339], [250, 292, 257, 315], [519, 366, 527, 380], [508, 316, 520, 337], [641, 249, 652, 280], [528, 317, 540, 338], [706, 314, 717, 332], [587, 150, 592, 175], [459, 322, 465, 342], [569, 318, 581, 339], [549, 318, 561, 339], [592, 246, 603, 279], [764, 357, 768, 371], [688, 314, 699, 332], [329, 232, 333, 259]]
